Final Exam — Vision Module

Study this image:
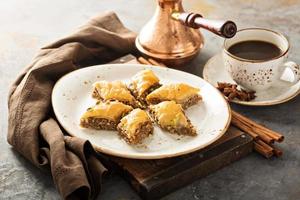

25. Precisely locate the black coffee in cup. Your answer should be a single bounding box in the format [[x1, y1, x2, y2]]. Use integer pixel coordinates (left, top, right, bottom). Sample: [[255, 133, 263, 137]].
[[223, 28, 300, 91], [228, 40, 282, 61]]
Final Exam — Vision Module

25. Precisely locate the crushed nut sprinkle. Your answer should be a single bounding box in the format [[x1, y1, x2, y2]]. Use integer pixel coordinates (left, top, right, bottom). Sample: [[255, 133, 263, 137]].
[[217, 82, 256, 101]]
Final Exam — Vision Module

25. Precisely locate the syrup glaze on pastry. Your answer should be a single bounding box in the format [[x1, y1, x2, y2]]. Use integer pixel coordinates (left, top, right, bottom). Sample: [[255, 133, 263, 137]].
[[80, 101, 133, 130], [146, 83, 202, 109], [149, 101, 197, 136], [117, 108, 153, 144], [92, 81, 139, 107], [128, 69, 161, 102]]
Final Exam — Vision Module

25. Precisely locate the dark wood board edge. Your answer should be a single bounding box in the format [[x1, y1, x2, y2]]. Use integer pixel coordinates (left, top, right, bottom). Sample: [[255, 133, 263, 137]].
[[139, 133, 253, 199], [109, 126, 248, 182]]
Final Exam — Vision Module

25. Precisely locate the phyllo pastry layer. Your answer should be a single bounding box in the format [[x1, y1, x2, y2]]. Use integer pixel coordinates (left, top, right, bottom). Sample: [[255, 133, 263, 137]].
[[117, 108, 153, 144], [149, 101, 196, 136], [146, 83, 202, 109], [128, 69, 160, 103], [92, 81, 139, 107], [80, 101, 133, 130]]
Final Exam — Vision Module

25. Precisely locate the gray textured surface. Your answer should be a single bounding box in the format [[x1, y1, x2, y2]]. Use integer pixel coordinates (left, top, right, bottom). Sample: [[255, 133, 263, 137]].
[[1, 0, 300, 199]]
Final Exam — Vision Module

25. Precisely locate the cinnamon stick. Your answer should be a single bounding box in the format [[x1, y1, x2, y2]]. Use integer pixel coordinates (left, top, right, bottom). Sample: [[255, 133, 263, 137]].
[[256, 139, 274, 152], [231, 117, 259, 140], [137, 57, 168, 68], [148, 58, 166, 67], [231, 112, 274, 143], [259, 126, 284, 142], [256, 139, 283, 158], [270, 145, 283, 157], [138, 57, 152, 65], [273, 148, 283, 157], [232, 111, 277, 144], [254, 142, 274, 158]]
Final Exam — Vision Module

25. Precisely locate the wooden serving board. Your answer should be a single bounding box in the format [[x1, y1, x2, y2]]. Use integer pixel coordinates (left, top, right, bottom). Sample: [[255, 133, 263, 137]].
[[106, 55, 254, 199], [108, 126, 253, 199]]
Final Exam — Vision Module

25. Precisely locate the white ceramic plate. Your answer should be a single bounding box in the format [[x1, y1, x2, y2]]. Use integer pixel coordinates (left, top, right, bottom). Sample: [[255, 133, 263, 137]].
[[52, 64, 231, 159], [203, 54, 300, 106]]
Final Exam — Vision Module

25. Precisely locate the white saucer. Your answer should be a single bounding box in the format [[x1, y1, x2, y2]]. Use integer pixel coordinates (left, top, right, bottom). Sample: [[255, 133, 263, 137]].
[[203, 54, 300, 106]]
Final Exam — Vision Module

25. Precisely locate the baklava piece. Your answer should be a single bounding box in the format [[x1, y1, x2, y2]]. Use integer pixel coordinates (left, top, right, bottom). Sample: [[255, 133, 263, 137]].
[[128, 69, 161, 103], [149, 101, 197, 136], [80, 101, 133, 130], [117, 108, 153, 144], [92, 81, 139, 107], [146, 83, 202, 109]]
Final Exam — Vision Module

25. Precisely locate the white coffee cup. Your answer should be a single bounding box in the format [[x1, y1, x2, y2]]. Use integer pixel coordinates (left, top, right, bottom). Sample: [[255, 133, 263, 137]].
[[223, 28, 300, 91]]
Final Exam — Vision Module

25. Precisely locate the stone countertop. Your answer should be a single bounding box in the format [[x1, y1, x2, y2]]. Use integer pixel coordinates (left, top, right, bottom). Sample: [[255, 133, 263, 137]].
[[1, 0, 300, 199]]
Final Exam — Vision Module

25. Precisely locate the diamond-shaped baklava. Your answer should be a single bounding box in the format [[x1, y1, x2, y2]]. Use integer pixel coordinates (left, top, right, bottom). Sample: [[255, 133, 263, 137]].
[[80, 101, 133, 130], [117, 108, 153, 144], [146, 83, 202, 109], [149, 101, 197, 136], [92, 81, 139, 107], [128, 69, 161, 103]]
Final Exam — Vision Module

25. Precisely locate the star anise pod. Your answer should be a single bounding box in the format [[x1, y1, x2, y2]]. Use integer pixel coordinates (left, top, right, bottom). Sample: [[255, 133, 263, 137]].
[[217, 82, 256, 101]]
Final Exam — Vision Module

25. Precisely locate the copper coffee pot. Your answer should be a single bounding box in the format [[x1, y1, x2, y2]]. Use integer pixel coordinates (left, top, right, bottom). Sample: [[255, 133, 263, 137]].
[[135, 0, 237, 67]]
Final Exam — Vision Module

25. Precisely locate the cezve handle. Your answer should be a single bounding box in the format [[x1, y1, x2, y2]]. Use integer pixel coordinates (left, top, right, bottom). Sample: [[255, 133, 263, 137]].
[[172, 12, 237, 38]]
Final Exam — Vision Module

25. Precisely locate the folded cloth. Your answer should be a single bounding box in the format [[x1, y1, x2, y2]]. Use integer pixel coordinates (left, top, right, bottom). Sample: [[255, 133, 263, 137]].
[[7, 11, 136, 200]]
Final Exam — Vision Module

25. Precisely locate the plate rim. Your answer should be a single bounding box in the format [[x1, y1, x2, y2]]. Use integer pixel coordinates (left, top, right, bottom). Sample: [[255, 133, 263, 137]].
[[203, 53, 300, 106], [52, 63, 232, 159]]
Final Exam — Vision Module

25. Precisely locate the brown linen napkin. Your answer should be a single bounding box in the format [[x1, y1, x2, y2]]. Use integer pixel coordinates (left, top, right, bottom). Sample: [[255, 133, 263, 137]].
[[7, 11, 136, 199]]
